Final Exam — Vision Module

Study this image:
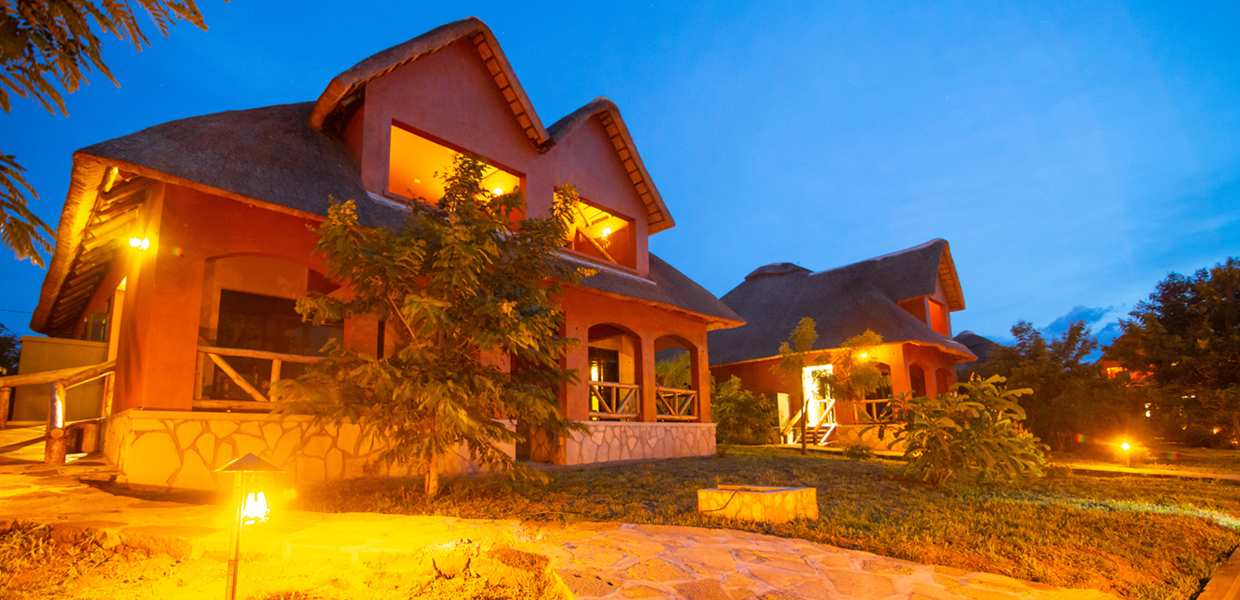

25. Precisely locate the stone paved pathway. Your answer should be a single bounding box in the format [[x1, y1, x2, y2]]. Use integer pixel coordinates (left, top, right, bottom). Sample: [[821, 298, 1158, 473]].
[[0, 429, 1119, 600]]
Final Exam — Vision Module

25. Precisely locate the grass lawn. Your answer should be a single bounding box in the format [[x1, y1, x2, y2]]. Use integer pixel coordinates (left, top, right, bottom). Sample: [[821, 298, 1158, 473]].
[[1050, 440, 1240, 476], [295, 446, 1240, 600]]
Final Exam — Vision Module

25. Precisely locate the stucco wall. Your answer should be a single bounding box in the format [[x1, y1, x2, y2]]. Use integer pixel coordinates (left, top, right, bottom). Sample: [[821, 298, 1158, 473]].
[[532, 421, 716, 465], [104, 409, 513, 491], [13, 337, 107, 422]]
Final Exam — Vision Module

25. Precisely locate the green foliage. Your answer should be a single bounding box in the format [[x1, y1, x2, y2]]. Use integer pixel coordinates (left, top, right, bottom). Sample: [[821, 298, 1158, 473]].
[[655, 351, 773, 444], [1, 0, 206, 266], [712, 375, 775, 444], [976, 320, 1132, 451], [871, 375, 1047, 485], [841, 444, 873, 460], [817, 329, 889, 404], [273, 155, 586, 497], [0, 323, 18, 375], [1111, 258, 1240, 446], [654, 350, 691, 389]]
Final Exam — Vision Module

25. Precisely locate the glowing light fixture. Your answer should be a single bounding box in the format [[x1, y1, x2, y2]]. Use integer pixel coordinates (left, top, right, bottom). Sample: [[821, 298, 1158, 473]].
[[1120, 442, 1130, 451], [216, 453, 283, 600], [493, 187, 504, 195], [600, 227, 612, 239], [242, 492, 269, 525], [128, 237, 150, 251], [859, 353, 868, 359], [1120, 441, 1131, 468]]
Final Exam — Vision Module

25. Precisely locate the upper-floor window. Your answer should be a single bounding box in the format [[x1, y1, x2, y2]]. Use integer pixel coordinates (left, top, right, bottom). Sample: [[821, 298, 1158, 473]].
[[928, 299, 950, 336], [388, 123, 521, 207], [563, 195, 636, 270]]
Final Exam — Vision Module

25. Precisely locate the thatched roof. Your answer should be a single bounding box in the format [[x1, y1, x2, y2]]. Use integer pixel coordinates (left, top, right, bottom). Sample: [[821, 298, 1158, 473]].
[[31, 70, 718, 333], [953, 331, 1002, 365], [708, 239, 975, 366], [547, 97, 674, 234], [572, 254, 743, 330]]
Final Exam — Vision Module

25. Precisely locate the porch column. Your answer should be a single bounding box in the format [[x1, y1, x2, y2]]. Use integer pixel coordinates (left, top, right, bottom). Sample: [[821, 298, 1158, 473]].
[[638, 334, 657, 422], [562, 315, 590, 421], [693, 341, 711, 423]]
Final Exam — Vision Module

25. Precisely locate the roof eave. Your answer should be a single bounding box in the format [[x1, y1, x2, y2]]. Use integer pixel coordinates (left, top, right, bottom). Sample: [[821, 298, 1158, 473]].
[[30, 154, 109, 334], [569, 283, 743, 331]]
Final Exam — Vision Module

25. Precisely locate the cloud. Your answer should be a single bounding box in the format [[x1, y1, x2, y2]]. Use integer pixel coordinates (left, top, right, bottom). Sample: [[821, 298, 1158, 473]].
[[1044, 305, 1115, 338]]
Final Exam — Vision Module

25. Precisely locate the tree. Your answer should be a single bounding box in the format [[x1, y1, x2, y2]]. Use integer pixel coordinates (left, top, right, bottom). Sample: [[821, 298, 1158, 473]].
[[1111, 258, 1240, 446], [975, 320, 1129, 451], [273, 155, 586, 497], [816, 330, 889, 417], [774, 317, 818, 454], [0, 323, 19, 375], [1, 1, 206, 265]]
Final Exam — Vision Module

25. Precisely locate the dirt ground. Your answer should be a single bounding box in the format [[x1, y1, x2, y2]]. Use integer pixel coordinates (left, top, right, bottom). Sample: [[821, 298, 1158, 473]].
[[0, 523, 557, 600]]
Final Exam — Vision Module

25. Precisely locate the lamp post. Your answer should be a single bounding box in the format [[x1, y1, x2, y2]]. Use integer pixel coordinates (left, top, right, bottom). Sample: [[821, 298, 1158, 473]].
[[216, 453, 282, 600], [1120, 441, 1131, 468]]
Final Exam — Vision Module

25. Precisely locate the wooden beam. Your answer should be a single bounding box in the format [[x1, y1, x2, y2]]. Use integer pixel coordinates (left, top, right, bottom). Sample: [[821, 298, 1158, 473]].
[[97, 177, 146, 204], [61, 360, 116, 388], [0, 387, 9, 429], [198, 345, 321, 364], [205, 352, 269, 403], [192, 400, 274, 412], [0, 363, 108, 388]]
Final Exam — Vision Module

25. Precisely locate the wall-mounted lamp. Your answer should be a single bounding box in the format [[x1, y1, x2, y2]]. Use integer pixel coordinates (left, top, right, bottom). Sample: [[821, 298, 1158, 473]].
[[128, 237, 150, 251], [600, 228, 612, 239], [492, 187, 505, 196]]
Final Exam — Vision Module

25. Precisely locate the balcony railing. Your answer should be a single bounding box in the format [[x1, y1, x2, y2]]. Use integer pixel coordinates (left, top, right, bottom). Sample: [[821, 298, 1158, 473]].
[[194, 345, 321, 411], [0, 360, 115, 464], [588, 381, 639, 420], [655, 387, 698, 422]]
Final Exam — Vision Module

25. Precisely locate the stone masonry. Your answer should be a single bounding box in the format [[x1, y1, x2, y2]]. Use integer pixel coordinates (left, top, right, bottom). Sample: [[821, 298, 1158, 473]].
[[698, 485, 819, 524], [104, 409, 513, 491]]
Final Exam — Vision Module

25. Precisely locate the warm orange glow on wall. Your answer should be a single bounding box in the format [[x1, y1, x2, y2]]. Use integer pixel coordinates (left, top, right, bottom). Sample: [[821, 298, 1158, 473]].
[[388, 125, 520, 204]]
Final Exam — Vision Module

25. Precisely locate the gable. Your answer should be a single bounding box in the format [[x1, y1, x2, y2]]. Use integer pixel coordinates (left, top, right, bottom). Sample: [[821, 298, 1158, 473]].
[[311, 17, 548, 147]]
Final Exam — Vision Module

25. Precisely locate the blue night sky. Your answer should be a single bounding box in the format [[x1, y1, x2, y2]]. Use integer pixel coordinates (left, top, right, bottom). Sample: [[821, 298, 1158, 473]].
[[2, 1, 1238, 348]]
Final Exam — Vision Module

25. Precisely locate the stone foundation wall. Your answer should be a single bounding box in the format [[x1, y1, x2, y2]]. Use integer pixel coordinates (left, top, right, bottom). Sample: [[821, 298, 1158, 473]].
[[104, 409, 513, 491], [532, 421, 716, 465]]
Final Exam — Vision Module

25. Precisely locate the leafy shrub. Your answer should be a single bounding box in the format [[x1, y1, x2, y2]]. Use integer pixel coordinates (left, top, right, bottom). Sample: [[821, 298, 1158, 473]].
[[713, 376, 776, 445], [869, 375, 1047, 485], [842, 444, 873, 460]]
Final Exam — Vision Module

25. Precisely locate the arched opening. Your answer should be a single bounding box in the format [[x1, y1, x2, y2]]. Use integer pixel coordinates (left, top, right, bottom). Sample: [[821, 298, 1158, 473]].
[[935, 367, 955, 397], [654, 335, 699, 422], [196, 255, 342, 407], [859, 362, 892, 422], [587, 323, 641, 421], [909, 364, 927, 397]]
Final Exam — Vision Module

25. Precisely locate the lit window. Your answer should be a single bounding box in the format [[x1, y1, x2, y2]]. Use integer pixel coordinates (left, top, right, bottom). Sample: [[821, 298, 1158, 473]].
[[565, 197, 635, 269], [388, 125, 520, 205]]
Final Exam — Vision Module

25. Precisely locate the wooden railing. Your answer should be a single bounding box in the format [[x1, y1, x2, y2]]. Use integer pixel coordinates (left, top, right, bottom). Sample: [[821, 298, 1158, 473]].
[[588, 381, 639, 420], [655, 387, 698, 422], [0, 360, 116, 464], [194, 345, 320, 411]]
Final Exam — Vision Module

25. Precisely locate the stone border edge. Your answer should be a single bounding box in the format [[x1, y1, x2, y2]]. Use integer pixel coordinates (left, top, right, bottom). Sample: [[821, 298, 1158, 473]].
[[1201, 547, 1240, 600]]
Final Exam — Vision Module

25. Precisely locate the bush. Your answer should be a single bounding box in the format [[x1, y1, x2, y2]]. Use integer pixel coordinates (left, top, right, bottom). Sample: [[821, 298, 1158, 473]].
[[842, 444, 873, 460], [869, 375, 1047, 485], [713, 376, 775, 445]]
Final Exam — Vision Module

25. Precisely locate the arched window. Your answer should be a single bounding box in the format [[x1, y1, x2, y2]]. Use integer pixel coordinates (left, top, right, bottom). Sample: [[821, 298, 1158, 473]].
[[909, 364, 927, 397]]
